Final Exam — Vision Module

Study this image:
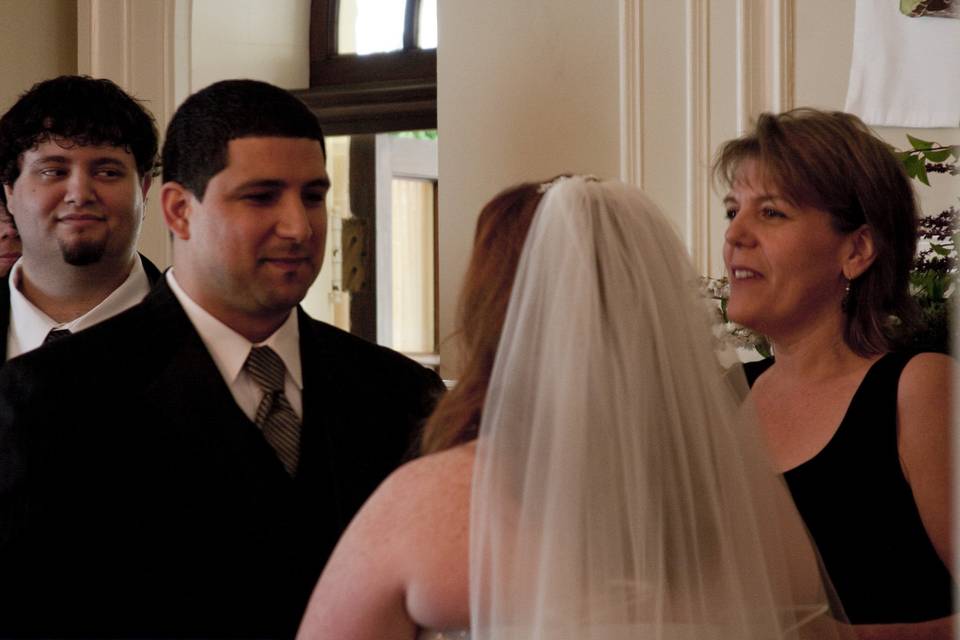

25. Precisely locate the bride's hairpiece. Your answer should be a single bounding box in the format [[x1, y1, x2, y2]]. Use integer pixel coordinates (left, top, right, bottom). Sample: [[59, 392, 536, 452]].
[[537, 174, 601, 194]]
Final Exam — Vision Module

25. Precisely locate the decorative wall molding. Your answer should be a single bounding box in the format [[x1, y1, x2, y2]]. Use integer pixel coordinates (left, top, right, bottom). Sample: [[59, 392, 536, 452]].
[[619, 0, 643, 188], [774, 0, 796, 113], [685, 0, 711, 274], [163, 0, 192, 121], [736, 0, 796, 131], [78, 0, 130, 82]]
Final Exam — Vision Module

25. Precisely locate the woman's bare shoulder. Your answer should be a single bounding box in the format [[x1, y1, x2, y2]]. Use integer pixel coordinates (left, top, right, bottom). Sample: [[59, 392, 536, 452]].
[[896, 352, 953, 444], [900, 352, 953, 393], [358, 442, 475, 571], [378, 442, 476, 513], [380, 444, 475, 628], [301, 443, 476, 637]]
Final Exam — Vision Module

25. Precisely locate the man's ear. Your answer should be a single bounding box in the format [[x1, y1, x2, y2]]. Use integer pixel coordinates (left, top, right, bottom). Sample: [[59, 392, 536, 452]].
[[841, 224, 877, 281], [162, 182, 193, 241]]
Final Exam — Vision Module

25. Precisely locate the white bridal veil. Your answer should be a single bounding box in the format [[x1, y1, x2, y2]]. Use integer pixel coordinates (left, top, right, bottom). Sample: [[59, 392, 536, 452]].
[[469, 177, 852, 640]]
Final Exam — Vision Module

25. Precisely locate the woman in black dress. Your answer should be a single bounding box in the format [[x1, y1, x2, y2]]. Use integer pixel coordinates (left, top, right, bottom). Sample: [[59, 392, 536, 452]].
[[715, 108, 954, 639]]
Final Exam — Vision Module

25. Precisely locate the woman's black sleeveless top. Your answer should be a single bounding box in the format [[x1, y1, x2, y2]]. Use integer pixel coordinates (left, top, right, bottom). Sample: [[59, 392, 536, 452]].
[[744, 353, 953, 624]]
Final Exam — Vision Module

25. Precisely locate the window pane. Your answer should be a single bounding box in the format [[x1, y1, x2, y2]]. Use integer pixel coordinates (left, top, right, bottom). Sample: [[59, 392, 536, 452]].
[[418, 0, 437, 49], [392, 178, 436, 354], [390, 129, 438, 140], [338, 0, 406, 55]]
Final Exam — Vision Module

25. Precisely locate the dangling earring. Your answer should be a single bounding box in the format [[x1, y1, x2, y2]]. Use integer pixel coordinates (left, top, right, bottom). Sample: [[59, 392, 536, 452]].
[[841, 278, 852, 312]]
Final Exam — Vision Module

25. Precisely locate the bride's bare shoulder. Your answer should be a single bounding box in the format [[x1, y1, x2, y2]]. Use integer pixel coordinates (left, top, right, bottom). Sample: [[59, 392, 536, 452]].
[[300, 447, 474, 637], [375, 441, 476, 522], [359, 442, 473, 628]]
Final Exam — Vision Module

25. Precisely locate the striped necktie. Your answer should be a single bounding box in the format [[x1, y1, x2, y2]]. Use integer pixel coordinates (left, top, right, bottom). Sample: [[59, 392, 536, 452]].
[[244, 346, 301, 475]]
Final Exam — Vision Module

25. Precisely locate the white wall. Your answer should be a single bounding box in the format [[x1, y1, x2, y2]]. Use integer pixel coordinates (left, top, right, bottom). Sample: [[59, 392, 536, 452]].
[[437, 0, 621, 375], [190, 0, 310, 92], [0, 0, 77, 113]]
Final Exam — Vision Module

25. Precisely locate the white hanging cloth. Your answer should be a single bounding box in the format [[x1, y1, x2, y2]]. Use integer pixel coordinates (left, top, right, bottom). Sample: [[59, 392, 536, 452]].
[[845, 0, 960, 128]]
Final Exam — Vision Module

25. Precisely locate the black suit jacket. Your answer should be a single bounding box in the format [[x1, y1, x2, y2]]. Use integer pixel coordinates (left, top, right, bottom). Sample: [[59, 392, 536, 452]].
[[0, 253, 162, 363], [0, 278, 444, 638]]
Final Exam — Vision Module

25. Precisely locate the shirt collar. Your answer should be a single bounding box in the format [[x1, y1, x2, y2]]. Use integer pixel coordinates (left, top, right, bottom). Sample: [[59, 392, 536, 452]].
[[7, 255, 150, 354], [165, 269, 303, 390], [8, 258, 57, 350], [69, 256, 150, 332]]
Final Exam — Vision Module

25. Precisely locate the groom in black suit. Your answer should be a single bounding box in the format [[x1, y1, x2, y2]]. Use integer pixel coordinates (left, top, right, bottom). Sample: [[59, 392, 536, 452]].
[[0, 79, 443, 638]]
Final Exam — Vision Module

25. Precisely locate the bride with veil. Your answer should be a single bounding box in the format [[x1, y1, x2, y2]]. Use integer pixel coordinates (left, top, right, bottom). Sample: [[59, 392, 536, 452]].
[[297, 176, 854, 640]]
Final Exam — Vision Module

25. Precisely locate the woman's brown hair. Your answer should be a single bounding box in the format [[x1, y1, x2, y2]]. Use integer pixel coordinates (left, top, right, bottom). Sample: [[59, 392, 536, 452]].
[[420, 180, 548, 454], [713, 108, 919, 356]]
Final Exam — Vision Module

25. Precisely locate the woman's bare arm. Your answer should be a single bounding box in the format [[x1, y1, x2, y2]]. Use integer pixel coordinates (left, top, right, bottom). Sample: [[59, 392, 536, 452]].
[[852, 353, 955, 640]]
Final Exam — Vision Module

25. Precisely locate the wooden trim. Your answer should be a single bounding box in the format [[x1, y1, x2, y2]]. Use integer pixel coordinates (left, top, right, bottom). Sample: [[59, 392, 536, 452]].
[[309, 48, 436, 86], [309, 0, 336, 59], [347, 135, 378, 342], [293, 79, 436, 135], [432, 180, 439, 353], [404, 0, 418, 50]]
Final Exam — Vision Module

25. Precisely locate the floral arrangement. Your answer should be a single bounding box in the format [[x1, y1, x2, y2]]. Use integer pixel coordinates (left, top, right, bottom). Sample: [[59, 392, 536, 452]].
[[897, 135, 957, 354], [704, 135, 957, 358], [700, 276, 771, 358]]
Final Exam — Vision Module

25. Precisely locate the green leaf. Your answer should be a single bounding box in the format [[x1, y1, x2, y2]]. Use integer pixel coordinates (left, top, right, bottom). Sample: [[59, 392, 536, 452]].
[[907, 134, 933, 150], [916, 160, 930, 186], [924, 148, 951, 162], [904, 154, 925, 182], [931, 243, 951, 256]]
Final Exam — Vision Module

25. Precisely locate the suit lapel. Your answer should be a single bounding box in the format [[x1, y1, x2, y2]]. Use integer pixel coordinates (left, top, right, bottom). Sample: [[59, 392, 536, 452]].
[[0, 276, 9, 365], [296, 310, 347, 517], [136, 280, 292, 481], [138, 254, 163, 286]]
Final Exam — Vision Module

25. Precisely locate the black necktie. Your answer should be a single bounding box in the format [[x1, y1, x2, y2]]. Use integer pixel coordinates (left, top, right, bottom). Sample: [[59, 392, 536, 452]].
[[43, 328, 72, 344], [244, 346, 301, 475]]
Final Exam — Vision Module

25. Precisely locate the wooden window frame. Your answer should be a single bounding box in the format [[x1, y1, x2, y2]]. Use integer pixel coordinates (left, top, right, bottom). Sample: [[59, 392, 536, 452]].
[[293, 0, 437, 135]]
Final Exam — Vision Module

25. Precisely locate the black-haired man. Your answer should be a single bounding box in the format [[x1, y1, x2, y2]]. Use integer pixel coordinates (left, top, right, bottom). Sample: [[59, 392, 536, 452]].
[[0, 75, 162, 361], [0, 80, 444, 638]]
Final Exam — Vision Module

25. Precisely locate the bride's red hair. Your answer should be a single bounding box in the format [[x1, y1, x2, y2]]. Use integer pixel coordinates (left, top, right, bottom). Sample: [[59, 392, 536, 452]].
[[420, 179, 552, 454]]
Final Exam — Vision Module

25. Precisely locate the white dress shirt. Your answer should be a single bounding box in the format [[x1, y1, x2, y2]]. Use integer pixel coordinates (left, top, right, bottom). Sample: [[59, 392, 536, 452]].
[[166, 269, 303, 421], [6, 256, 152, 360]]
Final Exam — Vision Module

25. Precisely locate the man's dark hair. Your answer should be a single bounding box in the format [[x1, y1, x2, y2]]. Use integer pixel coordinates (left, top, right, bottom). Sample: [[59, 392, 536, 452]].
[[0, 75, 160, 186], [163, 79, 326, 200]]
